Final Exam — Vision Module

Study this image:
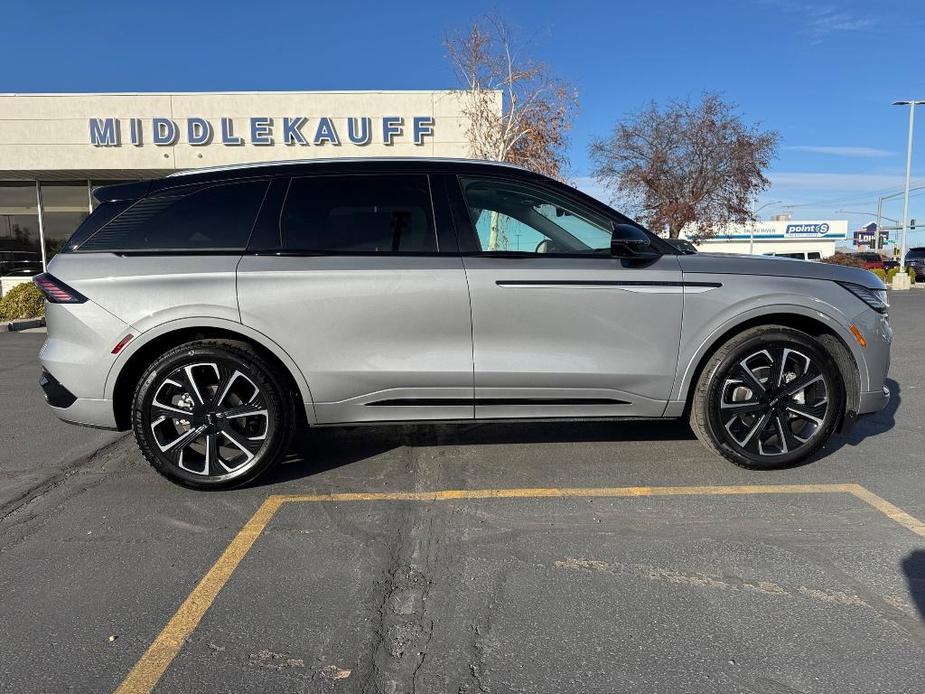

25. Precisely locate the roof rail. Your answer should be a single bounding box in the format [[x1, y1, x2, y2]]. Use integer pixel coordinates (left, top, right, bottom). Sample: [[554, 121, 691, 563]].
[[166, 157, 525, 177]]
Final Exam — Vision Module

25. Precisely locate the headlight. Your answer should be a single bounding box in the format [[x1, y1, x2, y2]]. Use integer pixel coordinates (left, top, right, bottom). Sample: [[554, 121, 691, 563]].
[[837, 281, 889, 314]]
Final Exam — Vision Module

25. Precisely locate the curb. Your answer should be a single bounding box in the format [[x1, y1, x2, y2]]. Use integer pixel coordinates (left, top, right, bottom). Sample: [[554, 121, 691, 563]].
[[3, 317, 45, 332]]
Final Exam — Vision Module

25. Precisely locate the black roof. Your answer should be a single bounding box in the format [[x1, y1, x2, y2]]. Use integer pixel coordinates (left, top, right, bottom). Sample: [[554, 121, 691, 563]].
[[94, 158, 553, 202], [90, 157, 640, 233]]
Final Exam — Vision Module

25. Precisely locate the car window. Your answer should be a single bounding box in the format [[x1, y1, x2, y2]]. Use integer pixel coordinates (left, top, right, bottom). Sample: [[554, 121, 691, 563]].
[[280, 175, 437, 254], [807, 252, 821, 260], [906, 248, 925, 259], [75, 180, 268, 252], [459, 177, 612, 255]]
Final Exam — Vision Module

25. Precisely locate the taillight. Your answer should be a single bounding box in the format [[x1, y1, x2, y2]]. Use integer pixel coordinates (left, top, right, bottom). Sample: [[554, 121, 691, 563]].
[[33, 273, 88, 304]]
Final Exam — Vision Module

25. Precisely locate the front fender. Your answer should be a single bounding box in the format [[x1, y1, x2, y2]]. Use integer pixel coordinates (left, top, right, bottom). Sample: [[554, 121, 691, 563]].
[[672, 279, 867, 405]]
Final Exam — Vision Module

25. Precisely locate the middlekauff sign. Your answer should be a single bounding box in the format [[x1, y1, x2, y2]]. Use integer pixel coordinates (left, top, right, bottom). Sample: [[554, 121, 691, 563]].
[[88, 115, 436, 147]]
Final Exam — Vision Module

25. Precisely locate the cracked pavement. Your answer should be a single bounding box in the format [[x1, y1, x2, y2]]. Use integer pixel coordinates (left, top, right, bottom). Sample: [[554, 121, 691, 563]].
[[0, 293, 924, 693]]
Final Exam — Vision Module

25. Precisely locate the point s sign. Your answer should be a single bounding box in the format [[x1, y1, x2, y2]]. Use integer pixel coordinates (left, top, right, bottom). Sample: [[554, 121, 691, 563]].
[[785, 223, 830, 238]]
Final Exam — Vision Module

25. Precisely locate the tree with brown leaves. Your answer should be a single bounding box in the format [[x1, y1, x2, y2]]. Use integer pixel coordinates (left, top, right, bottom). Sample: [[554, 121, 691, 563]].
[[444, 16, 579, 182], [589, 93, 779, 239]]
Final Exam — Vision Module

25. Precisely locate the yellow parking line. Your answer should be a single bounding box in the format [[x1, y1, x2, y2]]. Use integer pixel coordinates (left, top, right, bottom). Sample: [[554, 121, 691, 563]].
[[114, 495, 284, 694], [844, 483, 925, 537], [113, 483, 925, 694]]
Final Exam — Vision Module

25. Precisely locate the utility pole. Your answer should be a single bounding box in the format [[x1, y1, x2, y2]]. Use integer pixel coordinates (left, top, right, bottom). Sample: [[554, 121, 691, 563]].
[[893, 100, 925, 266], [875, 196, 883, 252], [748, 200, 782, 255]]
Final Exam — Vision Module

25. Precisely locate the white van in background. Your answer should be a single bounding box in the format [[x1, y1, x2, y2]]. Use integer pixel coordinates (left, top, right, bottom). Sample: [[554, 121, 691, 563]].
[[763, 251, 822, 262]]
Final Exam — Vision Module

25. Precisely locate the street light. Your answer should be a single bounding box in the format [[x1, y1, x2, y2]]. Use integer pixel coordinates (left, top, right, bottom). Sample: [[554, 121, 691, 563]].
[[749, 200, 783, 255], [835, 210, 900, 224], [893, 100, 925, 266]]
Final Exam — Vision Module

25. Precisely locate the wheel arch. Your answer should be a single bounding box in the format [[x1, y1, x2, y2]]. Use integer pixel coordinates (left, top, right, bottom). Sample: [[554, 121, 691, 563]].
[[106, 318, 316, 431], [677, 310, 862, 431]]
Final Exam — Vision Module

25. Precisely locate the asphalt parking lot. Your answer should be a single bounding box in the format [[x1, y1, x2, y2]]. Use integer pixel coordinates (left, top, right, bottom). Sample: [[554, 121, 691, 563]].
[[1, 293, 924, 693]]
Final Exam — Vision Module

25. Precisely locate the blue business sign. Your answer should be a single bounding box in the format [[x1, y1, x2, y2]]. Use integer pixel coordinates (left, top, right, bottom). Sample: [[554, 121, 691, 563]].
[[88, 116, 435, 147], [785, 223, 830, 238]]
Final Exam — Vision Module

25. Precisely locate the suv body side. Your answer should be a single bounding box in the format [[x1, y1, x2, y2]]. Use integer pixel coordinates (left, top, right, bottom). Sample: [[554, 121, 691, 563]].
[[39, 159, 890, 436]]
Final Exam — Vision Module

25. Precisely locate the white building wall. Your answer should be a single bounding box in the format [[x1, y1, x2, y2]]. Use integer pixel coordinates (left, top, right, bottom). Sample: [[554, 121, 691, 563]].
[[0, 90, 494, 177], [689, 220, 848, 257]]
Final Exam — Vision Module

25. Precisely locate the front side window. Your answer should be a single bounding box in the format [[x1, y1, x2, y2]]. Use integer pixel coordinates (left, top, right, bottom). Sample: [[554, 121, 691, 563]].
[[459, 177, 612, 255], [280, 175, 437, 253], [76, 180, 268, 252]]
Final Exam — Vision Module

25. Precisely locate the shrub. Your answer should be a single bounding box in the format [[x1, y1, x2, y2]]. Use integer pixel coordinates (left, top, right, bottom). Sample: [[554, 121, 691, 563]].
[[821, 252, 865, 268], [886, 267, 899, 283], [0, 281, 45, 321], [871, 268, 887, 282], [909, 267, 918, 284]]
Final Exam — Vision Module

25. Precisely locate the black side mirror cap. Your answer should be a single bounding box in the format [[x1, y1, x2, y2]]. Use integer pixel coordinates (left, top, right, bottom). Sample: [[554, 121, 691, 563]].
[[611, 224, 660, 259]]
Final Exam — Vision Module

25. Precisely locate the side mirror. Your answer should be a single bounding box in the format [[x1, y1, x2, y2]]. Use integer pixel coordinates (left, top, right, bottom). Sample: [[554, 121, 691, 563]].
[[611, 224, 659, 259]]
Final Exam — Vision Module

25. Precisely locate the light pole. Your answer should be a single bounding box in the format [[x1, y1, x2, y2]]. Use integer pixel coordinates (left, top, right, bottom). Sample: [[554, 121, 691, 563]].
[[749, 200, 782, 255], [893, 100, 925, 266]]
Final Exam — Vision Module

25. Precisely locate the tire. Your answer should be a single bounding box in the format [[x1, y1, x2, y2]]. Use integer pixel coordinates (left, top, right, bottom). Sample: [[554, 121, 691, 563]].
[[690, 326, 844, 470], [131, 339, 295, 489]]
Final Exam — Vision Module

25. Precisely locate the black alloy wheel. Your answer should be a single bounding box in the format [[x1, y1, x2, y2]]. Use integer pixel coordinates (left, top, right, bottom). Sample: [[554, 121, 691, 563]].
[[691, 326, 844, 469], [132, 340, 293, 489]]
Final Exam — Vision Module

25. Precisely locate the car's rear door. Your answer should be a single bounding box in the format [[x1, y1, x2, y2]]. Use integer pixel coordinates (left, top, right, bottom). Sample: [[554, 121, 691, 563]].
[[448, 174, 684, 419], [237, 173, 474, 424]]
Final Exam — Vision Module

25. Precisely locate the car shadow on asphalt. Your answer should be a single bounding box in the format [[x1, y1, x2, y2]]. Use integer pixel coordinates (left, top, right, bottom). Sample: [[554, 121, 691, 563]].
[[257, 418, 698, 486], [821, 377, 900, 459], [256, 378, 901, 486], [902, 550, 925, 625]]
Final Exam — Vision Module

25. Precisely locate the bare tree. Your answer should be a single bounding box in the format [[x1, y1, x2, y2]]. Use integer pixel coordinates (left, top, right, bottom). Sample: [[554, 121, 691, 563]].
[[589, 93, 779, 239], [445, 16, 579, 182]]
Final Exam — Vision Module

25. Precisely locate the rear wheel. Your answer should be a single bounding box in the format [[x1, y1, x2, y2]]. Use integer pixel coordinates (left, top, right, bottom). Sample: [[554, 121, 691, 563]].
[[690, 326, 844, 469], [132, 340, 293, 489]]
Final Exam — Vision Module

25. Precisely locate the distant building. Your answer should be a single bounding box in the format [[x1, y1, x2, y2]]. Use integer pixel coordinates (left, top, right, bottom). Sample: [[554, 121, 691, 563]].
[[686, 220, 848, 257]]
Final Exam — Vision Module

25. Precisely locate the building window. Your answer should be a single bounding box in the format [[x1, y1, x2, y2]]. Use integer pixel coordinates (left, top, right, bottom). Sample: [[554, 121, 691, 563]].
[[0, 183, 42, 277]]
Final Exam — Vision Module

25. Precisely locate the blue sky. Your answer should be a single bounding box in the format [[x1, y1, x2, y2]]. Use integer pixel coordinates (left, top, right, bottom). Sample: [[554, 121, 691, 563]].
[[5, 0, 925, 246]]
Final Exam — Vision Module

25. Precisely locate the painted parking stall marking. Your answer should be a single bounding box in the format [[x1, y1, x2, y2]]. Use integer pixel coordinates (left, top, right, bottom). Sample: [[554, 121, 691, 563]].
[[114, 483, 925, 694]]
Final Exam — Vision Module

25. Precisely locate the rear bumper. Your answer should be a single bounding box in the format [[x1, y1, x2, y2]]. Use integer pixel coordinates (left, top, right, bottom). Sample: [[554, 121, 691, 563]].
[[40, 367, 118, 429]]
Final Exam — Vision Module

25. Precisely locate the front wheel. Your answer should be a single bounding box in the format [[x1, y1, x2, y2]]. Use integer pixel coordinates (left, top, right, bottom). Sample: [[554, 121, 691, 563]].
[[131, 340, 294, 489], [690, 326, 844, 469]]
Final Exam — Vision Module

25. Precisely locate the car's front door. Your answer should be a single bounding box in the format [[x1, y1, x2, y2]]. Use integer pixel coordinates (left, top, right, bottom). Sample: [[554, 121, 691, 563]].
[[451, 175, 684, 419], [237, 173, 474, 424]]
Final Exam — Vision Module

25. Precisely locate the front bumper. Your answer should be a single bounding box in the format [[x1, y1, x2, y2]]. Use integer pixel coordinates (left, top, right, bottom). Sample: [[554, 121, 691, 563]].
[[859, 385, 891, 415]]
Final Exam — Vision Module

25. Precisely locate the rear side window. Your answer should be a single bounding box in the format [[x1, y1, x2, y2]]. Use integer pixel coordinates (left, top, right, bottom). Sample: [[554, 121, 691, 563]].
[[279, 175, 437, 253], [65, 200, 132, 252], [906, 248, 925, 259], [75, 180, 268, 252]]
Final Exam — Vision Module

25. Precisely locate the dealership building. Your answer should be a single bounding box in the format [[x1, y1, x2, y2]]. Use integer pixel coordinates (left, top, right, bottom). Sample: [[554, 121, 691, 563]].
[[690, 219, 849, 258], [0, 90, 485, 293]]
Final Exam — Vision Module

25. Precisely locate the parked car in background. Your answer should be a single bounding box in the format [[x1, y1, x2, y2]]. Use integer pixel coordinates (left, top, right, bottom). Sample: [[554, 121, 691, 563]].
[[762, 251, 822, 261], [882, 258, 900, 272], [852, 252, 885, 271], [35, 158, 892, 489], [905, 247, 925, 281], [665, 237, 698, 254], [0, 250, 43, 277]]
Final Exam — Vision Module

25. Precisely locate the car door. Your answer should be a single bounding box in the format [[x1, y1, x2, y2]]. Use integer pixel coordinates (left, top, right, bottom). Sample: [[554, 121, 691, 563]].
[[237, 173, 474, 424], [450, 174, 684, 419]]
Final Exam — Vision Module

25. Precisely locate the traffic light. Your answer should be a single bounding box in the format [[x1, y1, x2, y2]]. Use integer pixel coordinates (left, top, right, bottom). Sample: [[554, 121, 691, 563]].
[[911, 218, 917, 230]]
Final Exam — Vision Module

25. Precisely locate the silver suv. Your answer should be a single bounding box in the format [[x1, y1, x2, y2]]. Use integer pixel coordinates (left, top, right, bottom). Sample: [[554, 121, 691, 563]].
[[35, 159, 892, 489]]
